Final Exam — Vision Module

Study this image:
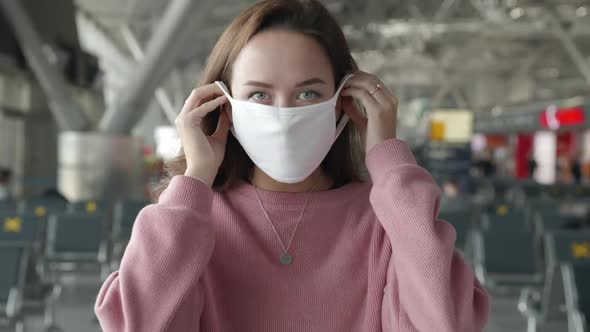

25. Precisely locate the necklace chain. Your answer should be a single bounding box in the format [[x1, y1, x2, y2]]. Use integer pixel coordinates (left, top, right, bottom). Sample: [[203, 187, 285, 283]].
[[254, 183, 316, 263]]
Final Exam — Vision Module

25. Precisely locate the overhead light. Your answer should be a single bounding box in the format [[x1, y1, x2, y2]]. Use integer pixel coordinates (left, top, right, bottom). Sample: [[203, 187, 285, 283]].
[[576, 6, 588, 17], [510, 7, 524, 19]]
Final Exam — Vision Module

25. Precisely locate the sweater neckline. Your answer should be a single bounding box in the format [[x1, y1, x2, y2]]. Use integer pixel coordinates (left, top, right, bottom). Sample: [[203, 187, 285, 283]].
[[227, 180, 367, 207]]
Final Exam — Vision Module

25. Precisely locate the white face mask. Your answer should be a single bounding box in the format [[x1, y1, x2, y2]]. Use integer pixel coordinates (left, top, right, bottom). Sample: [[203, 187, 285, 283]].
[[215, 74, 353, 184]]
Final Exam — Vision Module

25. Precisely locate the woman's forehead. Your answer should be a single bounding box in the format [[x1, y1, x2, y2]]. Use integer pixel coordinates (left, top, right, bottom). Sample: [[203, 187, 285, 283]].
[[231, 29, 334, 87]]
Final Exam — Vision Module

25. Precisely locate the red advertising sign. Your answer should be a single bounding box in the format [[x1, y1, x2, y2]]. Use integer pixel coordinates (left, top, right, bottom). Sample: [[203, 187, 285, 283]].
[[539, 105, 585, 129]]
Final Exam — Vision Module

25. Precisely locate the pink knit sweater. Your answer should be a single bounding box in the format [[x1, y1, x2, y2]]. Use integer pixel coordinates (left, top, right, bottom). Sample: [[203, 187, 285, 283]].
[[95, 139, 490, 331]]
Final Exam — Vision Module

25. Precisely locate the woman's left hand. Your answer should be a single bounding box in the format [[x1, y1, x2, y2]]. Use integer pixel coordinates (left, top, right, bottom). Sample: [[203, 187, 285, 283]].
[[340, 71, 398, 154]]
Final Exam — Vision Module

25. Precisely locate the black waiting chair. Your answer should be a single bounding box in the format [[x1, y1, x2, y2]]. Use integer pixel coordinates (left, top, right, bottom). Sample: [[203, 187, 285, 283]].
[[112, 199, 148, 243], [110, 200, 149, 269], [562, 263, 590, 332], [473, 228, 542, 291], [534, 210, 565, 234], [438, 208, 475, 256], [0, 245, 28, 332], [44, 213, 110, 281], [0, 213, 42, 247], [20, 198, 67, 218], [0, 200, 18, 214], [482, 203, 530, 233], [0, 212, 62, 330], [519, 230, 590, 330], [67, 200, 107, 215], [18, 198, 67, 260], [474, 204, 543, 290]]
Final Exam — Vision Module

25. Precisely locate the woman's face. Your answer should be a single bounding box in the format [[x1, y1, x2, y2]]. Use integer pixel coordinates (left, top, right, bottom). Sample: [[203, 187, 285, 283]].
[[230, 29, 339, 115]]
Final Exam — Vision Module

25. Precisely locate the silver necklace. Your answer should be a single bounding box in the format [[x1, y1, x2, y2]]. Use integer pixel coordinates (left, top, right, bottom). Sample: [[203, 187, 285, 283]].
[[254, 183, 316, 265]]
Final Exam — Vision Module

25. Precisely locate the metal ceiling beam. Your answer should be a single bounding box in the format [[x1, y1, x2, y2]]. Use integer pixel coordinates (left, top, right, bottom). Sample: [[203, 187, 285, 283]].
[[75, 12, 135, 77], [0, 0, 89, 131], [407, 3, 426, 20], [432, 83, 467, 108], [99, 0, 209, 134], [427, 54, 468, 108], [358, 19, 590, 39], [433, 0, 460, 21], [550, 16, 590, 87], [468, 0, 507, 22], [119, 25, 179, 125]]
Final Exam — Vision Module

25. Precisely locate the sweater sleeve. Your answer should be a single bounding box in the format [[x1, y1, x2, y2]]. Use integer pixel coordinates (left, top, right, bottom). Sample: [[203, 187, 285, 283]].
[[366, 139, 490, 332], [95, 176, 216, 332]]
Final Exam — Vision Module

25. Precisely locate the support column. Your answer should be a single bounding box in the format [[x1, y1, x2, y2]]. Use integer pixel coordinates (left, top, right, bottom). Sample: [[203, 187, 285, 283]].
[[534, 131, 557, 184], [552, 15, 590, 87]]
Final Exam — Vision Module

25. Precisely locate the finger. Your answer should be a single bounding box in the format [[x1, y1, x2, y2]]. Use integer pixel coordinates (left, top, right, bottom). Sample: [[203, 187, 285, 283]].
[[341, 97, 367, 130], [182, 83, 227, 114], [189, 95, 228, 120], [211, 110, 231, 141], [345, 72, 397, 107], [341, 88, 382, 115], [345, 77, 393, 107]]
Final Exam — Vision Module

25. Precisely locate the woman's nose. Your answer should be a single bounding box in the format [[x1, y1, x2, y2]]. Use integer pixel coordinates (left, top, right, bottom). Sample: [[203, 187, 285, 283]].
[[274, 95, 296, 108]]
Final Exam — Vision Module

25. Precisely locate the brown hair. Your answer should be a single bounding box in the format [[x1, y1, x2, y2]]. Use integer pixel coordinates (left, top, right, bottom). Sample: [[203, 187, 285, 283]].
[[153, 0, 367, 201]]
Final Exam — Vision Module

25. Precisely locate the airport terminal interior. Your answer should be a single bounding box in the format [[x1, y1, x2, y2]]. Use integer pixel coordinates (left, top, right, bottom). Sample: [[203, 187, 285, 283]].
[[1, 0, 590, 331]]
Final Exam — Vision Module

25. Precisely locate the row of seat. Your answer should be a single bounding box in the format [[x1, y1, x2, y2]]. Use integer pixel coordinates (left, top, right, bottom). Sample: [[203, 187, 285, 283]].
[[0, 197, 149, 331], [439, 192, 590, 332], [474, 177, 590, 201]]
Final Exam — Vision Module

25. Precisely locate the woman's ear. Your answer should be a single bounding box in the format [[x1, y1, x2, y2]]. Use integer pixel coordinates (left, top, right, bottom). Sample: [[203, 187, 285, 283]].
[[222, 104, 233, 123], [335, 96, 343, 120]]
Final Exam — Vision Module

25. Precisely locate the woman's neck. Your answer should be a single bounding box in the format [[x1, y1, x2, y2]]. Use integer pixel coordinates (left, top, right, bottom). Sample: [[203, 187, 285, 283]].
[[250, 167, 334, 193]]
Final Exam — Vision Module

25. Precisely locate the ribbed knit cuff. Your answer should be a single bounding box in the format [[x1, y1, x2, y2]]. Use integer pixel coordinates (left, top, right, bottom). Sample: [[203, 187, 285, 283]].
[[159, 175, 213, 212], [365, 138, 417, 184]]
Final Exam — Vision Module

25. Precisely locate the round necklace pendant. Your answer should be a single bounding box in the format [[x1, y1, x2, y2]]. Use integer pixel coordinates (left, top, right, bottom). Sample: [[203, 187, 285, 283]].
[[280, 253, 293, 265]]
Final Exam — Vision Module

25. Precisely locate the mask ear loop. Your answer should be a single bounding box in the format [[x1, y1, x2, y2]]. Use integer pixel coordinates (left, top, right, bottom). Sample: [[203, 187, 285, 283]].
[[215, 81, 241, 139], [215, 81, 233, 100], [333, 74, 354, 140]]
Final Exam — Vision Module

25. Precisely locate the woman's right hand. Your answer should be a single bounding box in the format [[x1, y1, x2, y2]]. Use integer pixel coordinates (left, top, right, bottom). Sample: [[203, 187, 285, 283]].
[[176, 84, 231, 188]]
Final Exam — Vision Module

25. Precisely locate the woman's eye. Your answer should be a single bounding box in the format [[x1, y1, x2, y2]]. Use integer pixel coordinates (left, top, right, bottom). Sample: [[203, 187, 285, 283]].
[[249, 92, 268, 101], [298, 91, 319, 100]]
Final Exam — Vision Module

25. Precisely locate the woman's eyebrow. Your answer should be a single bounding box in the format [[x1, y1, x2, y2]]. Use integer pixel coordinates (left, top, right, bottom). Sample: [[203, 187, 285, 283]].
[[295, 78, 326, 87], [243, 78, 327, 88], [244, 81, 273, 88]]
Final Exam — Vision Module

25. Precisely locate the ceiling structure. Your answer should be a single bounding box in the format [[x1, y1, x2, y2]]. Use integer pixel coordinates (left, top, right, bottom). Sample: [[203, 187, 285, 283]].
[[12, 0, 590, 139]]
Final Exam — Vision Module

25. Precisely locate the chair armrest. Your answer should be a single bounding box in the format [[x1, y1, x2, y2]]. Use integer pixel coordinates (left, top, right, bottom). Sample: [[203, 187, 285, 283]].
[[567, 309, 586, 332], [471, 230, 487, 285], [98, 240, 109, 264], [43, 283, 62, 329], [518, 287, 542, 319], [6, 287, 23, 319]]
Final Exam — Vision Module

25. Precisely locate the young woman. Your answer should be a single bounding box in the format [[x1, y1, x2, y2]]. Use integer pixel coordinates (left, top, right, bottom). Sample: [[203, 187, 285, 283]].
[[95, 0, 490, 331]]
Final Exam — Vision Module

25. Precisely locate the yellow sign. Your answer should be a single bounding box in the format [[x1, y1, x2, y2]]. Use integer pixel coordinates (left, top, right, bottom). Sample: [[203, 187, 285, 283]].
[[86, 201, 97, 213], [430, 110, 474, 143], [34, 206, 47, 217], [3, 217, 22, 233], [496, 205, 509, 216], [430, 121, 446, 141], [572, 242, 590, 259]]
